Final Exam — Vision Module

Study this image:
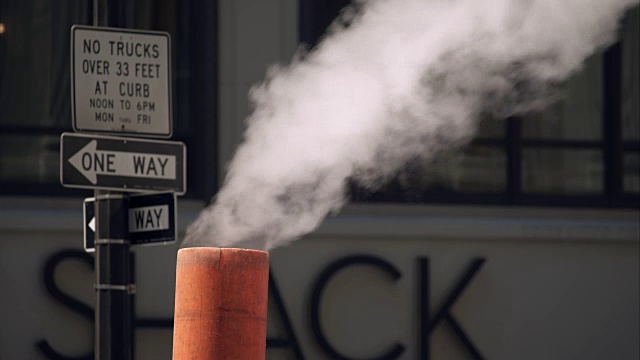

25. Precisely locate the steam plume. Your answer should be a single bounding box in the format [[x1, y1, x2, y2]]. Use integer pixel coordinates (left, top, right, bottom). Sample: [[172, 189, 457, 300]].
[[184, 0, 639, 250]]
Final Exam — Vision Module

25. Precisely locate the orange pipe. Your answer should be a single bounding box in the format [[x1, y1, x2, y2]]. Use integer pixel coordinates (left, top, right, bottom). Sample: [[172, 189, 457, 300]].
[[172, 247, 269, 360]]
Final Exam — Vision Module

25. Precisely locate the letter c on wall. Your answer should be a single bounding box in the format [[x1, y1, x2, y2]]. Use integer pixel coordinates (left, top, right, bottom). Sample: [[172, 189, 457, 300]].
[[310, 255, 406, 360]]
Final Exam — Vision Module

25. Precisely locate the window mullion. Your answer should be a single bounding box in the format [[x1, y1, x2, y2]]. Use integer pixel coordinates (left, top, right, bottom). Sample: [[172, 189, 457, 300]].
[[506, 116, 522, 204], [602, 42, 624, 205]]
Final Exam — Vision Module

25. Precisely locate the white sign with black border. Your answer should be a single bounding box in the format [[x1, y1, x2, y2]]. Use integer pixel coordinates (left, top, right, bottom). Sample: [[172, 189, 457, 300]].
[[71, 25, 172, 137], [84, 192, 177, 252], [60, 132, 186, 194]]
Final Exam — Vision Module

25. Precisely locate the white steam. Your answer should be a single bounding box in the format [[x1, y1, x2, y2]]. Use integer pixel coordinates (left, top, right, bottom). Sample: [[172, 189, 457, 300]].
[[185, 0, 639, 250]]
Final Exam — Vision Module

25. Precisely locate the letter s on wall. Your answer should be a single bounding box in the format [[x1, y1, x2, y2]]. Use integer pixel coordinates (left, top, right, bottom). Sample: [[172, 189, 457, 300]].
[[36, 249, 94, 360]]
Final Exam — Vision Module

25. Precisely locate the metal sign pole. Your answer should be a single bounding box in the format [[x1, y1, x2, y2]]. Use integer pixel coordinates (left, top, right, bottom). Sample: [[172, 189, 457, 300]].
[[92, 2, 133, 359], [94, 190, 133, 360]]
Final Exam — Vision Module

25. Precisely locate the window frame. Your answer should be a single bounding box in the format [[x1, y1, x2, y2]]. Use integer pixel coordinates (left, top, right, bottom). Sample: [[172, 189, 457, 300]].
[[299, 0, 639, 209]]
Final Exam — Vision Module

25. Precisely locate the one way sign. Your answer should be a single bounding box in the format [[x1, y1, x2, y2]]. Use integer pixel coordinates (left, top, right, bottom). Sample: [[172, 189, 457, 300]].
[[61, 132, 186, 194], [84, 192, 177, 252]]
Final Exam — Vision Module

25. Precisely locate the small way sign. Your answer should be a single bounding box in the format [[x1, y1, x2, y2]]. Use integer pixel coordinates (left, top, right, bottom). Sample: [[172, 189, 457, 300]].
[[61, 132, 186, 194], [84, 192, 177, 252]]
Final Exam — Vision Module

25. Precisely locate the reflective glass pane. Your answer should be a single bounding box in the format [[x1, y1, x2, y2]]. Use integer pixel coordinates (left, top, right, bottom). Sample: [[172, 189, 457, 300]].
[[0, 1, 91, 127], [400, 146, 506, 193], [475, 113, 505, 139], [623, 153, 639, 193], [0, 134, 60, 182], [522, 149, 603, 194], [622, 6, 639, 141], [521, 55, 602, 141]]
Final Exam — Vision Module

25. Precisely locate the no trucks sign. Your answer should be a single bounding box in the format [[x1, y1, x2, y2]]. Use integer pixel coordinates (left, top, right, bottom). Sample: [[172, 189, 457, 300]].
[[71, 25, 172, 137]]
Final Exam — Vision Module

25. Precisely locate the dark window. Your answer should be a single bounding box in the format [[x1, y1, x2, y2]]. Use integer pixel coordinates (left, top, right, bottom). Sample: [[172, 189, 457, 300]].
[[0, 0, 217, 200], [299, 0, 639, 208]]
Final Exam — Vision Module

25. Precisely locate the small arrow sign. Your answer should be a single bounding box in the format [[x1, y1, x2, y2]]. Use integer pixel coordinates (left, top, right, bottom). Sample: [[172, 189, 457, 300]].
[[61, 132, 186, 194], [126, 192, 177, 245], [83, 197, 96, 252], [84, 192, 177, 252]]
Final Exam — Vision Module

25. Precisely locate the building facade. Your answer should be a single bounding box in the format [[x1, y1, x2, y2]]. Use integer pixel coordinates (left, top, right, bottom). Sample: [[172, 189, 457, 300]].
[[0, 1, 638, 359]]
